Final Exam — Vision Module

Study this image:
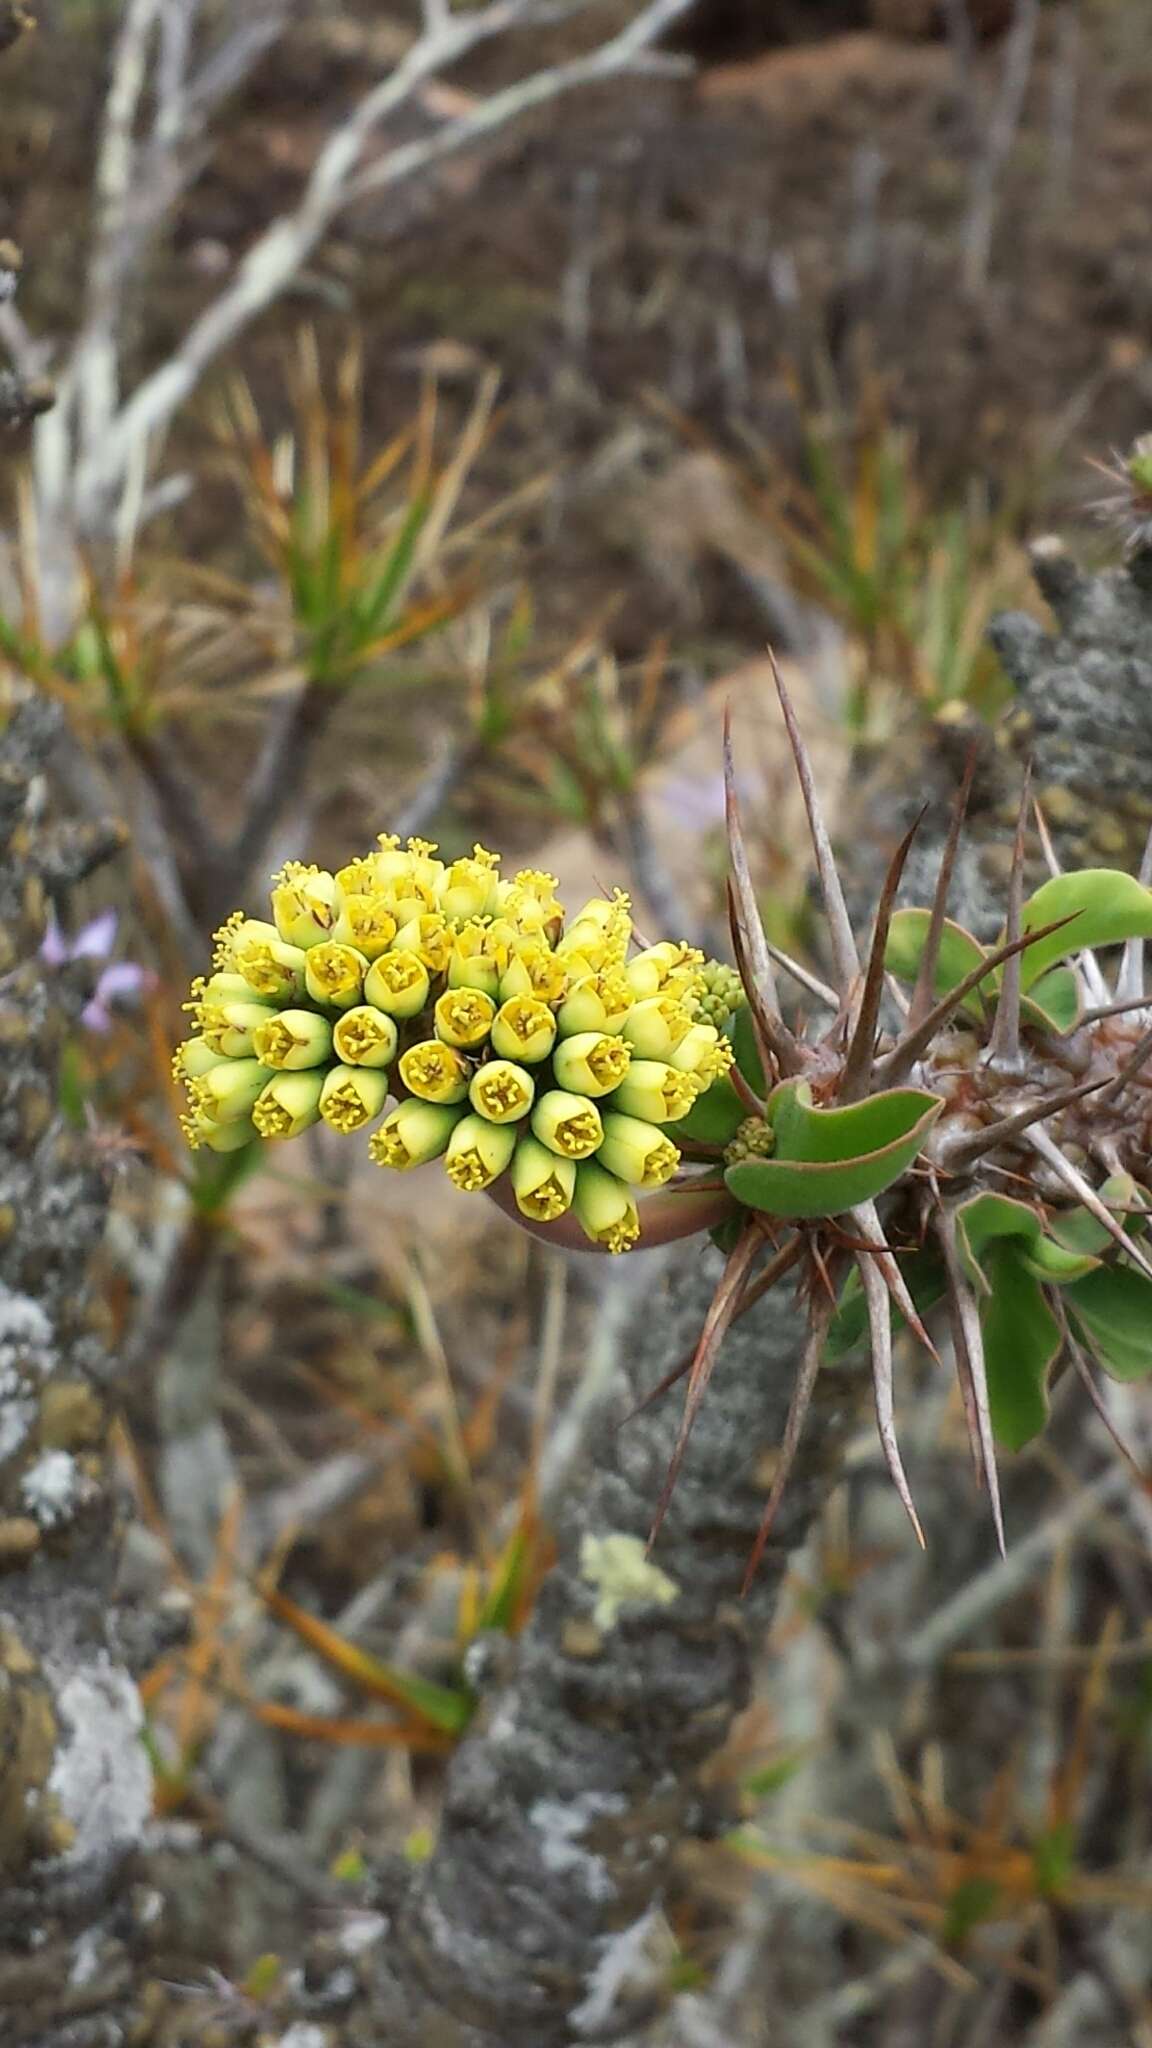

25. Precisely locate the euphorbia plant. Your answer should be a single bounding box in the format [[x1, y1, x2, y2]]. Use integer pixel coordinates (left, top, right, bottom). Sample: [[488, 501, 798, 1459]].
[[174, 661, 1152, 1583]]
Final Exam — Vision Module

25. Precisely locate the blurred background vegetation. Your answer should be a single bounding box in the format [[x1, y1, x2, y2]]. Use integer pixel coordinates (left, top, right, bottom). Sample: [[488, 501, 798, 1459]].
[[4, 1, 1152, 2040]]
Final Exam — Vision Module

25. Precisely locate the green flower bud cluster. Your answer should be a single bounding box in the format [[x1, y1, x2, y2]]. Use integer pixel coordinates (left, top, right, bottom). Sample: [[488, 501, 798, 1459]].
[[173, 838, 735, 1252], [724, 1116, 776, 1167], [687, 958, 746, 1033]]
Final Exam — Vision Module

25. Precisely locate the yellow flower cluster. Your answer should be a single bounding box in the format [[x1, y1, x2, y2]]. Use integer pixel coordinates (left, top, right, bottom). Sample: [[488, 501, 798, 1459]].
[[174, 837, 733, 1252]]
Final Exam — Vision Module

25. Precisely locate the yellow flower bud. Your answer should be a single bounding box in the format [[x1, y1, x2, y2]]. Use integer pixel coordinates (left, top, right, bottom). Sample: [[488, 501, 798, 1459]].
[[173, 1036, 218, 1081], [190, 1058, 274, 1123], [252, 1070, 325, 1139], [490, 996, 557, 1064], [606, 1060, 697, 1125], [552, 1031, 631, 1098], [200, 997, 283, 1060], [555, 968, 631, 1038], [336, 856, 382, 896], [499, 940, 569, 1005], [398, 1040, 471, 1105], [621, 996, 693, 1061], [558, 893, 631, 964], [251, 1009, 334, 1070], [404, 837, 446, 898], [304, 941, 368, 1011], [370, 1099, 463, 1169], [624, 942, 704, 1001], [270, 863, 341, 948], [447, 922, 501, 998], [392, 913, 453, 975], [434, 987, 497, 1051], [182, 1110, 258, 1153], [469, 1059, 535, 1124], [363, 951, 430, 1019], [597, 1112, 681, 1188], [438, 846, 500, 923], [443, 1113, 517, 1191], [184, 971, 254, 1023], [510, 1136, 576, 1221], [573, 1160, 641, 1254], [319, 1065, 390, 1134], [331, 894, 398, 961], [669, 1023, 735, 1086], [531, 1090, 603, 1160], [332, 1005, 399, 1069], [497, 869, 563, 938], [232, 931, 308, 1001]]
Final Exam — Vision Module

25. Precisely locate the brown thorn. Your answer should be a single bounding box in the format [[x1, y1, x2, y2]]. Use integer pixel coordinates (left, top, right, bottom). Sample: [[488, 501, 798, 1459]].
[[937, 1209, 1006, 1556], [723, 703, 782, 1019], [766, 646, 860, 993], [1053, 1295, 1151, 1489], [726, 876, 797, 1084], [646, 1223, 762, 1552], [1026, 1127, 1152, 1286], [945, 1073, 1114, 1170], [988, 762, 1032, 1068], [839, 808, 926, 1104], [909, 745, 978, 1034], [856, 1245, 925, 1548], [741, 1301, 832, 1595]]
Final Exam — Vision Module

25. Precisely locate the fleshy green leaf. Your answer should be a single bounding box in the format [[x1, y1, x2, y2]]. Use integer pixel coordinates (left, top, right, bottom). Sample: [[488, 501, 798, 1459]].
[[727, 1081, 942, 1219], [980, 1245, 1062, 1450], [953, 1191, 1043, 1293], [1021, 1234, 1101, 1285], [1020, 965, 1081, 1034], [1016, 869, 1152, 988], [885, 908, 986, 999], [1064, 1265, 1152, 1381]]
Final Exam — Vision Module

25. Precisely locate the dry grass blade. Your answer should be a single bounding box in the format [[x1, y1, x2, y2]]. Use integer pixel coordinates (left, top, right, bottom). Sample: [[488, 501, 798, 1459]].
[[741, 1298, 833, 1594], [767, 645, 860, 993], [855, 1246, 925, 1547], [840, 810, 925, 1103], [875, 912, 1080, 1087], [909, 746, 977, 1033], [1027, 1126, 1152, 1285], [989, 764, 1032, 1066], [647, 1221, 762, 1552], [938, 1210, 1006, 1554]]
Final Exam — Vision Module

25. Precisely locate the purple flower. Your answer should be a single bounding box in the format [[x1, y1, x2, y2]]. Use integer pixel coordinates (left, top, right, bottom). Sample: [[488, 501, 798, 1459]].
[[41, 909, 153, 1032]]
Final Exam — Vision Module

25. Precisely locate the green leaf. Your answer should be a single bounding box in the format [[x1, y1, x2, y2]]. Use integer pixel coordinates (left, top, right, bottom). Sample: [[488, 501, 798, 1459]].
[[885, 908, 986, 999], [1065, 1264, 1152, 1381], [1047, 1176, 1149, 1260], [950, 1191, 1042, 1292], [731, 1002, 766, 1094], [826, 1251, 946, 1361], [1020, 965, 1081, 1034], [727, 1082, 942, 1219], [669, 1073, 746, 1145], [1016, 869, 1152, 988], [1020, 1234, 1101, 1285], [980, 1245, 1062, 1450]]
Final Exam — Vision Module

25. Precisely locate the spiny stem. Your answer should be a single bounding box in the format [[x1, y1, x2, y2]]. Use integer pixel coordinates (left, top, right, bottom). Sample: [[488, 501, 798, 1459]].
[[875, 912, 1080, 1087], [767, 647, 860, 995]]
